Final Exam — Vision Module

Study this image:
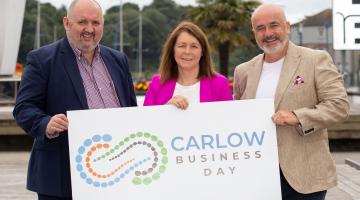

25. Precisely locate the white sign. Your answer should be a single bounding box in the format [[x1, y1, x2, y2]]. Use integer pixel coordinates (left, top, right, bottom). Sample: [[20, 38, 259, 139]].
[[68, 99, 281, 200], [333, 0, 360, 50]]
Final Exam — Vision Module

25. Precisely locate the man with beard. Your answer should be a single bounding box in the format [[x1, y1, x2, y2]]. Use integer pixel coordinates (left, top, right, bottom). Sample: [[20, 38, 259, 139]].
[[13, 0, 137, 199], [233, 4, 349, 200]]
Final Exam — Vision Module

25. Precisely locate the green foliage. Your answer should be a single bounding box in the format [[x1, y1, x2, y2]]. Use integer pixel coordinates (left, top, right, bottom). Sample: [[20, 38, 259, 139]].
[[102, 0, 187, 77], [188, 0, 260, 77], [17, 0, 259, 79], [18, 0, 66, 63]]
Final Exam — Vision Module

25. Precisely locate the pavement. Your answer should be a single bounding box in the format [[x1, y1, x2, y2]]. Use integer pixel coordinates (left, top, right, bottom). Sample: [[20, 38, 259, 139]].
[[0, 152, 36, 200], [0, 151, 359, 200]]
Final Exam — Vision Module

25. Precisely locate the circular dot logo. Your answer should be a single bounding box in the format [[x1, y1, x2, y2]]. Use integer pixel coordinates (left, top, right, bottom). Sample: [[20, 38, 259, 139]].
[[74, 132, 168, 187]]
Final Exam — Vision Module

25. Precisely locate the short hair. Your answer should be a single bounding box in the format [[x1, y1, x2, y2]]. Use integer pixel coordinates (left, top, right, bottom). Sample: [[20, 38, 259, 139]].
[[67, 0, 103, 18], [159, 21, 216, 83], [251, 3, 287, 27]]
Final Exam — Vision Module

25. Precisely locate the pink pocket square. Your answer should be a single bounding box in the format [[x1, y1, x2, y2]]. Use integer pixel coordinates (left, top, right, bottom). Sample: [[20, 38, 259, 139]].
[[294, 75, 304, 85]]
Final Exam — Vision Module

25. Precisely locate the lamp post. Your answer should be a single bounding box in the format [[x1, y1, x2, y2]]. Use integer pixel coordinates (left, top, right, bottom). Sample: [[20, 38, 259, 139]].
[[34, 1, 41, 49], [324, 20, 330, 52], [138, 11, 143, 79], [119, 0, 123, 52], [53, 25, 57, 42], [298, 22, 303, 46]]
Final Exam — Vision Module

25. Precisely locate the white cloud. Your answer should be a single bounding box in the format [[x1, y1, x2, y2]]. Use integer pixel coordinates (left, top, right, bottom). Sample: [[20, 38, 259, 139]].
[[261, 0, 332, 23]]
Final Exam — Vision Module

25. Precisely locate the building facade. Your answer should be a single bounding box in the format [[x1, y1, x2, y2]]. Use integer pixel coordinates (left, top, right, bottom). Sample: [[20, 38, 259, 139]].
[[290, 9, 360, 87]]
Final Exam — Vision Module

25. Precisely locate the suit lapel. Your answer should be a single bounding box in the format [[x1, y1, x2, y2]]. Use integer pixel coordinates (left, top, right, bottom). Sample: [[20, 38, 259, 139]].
[[100, 47, 126, 106], [60, 38, 88, 109], [246, 54, 264, 99], [274, 42, 301, 110]]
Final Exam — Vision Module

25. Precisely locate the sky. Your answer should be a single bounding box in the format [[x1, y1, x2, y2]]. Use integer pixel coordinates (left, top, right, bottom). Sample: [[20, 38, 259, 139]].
[[39, 0, 332, 24]]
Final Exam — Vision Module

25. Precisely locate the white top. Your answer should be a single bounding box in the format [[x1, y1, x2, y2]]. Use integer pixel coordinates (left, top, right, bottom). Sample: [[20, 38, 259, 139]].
[[256, 58, 284, 99], [173, 82, 200, 104]]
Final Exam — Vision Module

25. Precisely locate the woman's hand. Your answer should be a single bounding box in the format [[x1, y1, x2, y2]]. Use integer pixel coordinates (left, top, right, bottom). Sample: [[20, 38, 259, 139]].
[[167, 95, 189, 110]]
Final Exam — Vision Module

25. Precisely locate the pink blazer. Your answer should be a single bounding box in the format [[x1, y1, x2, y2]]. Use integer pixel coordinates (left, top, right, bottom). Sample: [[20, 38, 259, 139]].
[[143, 74, 233, 106]]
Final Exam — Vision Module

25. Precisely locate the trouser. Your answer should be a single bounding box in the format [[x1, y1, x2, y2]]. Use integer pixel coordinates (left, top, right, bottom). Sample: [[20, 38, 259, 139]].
[[38, 193, 72, 200], [280, 169, 327, 200]]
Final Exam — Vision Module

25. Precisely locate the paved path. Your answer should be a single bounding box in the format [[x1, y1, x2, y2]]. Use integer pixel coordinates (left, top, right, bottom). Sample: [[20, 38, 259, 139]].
[[0, 152, 359, 200], [0, 152, 36, 200]]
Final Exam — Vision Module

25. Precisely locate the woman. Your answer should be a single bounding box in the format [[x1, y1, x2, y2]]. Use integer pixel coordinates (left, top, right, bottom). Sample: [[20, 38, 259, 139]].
[[143, 21, 232, 109]]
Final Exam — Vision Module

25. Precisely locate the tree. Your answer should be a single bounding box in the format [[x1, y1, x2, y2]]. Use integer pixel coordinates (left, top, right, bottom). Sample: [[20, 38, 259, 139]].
[[188, 0, 260, 77], [102, 0, 188, 78], [141, 8, 168, 72], [18, 0, 67, 63], [102, 3, 140, 71], [147, 0, 185, 29], [17, 0, 190, 79]]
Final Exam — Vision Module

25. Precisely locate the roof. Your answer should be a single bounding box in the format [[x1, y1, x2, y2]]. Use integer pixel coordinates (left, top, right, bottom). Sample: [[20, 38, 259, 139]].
[[292, 9, 332, 27]]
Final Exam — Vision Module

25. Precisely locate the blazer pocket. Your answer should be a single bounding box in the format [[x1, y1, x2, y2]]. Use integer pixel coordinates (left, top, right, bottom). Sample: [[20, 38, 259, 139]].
[[285, 82, 316, 106]]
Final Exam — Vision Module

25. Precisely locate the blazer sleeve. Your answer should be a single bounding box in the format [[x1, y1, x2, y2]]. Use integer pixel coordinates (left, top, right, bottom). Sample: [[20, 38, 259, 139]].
[[293, 51, 350, 135], [233, 65, 247, 100], [143, 75, 160, 106], [214, 75, 233, 101], [13, 51, 51, 142]]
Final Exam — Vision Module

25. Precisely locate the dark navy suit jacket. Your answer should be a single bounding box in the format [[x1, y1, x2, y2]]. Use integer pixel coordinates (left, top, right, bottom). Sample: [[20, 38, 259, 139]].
[[13, 37, 137, 197]]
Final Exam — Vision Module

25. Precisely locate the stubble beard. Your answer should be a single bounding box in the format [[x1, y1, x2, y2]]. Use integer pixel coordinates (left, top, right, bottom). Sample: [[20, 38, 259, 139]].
[[259, 36, 288, 56], [66, 31, 102, 53]]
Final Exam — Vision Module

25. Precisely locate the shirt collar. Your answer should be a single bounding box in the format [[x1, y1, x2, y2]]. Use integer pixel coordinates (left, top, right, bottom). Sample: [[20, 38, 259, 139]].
[[69, 41, 101, 61]]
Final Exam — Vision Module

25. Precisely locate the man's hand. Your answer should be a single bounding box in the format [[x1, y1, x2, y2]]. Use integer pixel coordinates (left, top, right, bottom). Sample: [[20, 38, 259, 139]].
[[271, 110, 299, 126], [46, 114, 69, 136], [167, 95, 189, 110]]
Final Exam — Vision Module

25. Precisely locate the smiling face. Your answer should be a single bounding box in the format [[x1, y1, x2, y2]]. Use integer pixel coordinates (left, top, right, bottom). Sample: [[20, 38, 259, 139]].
[[63, 0, 103, 53], [251, 4, 290, 62], [174, 31, 202, 73]]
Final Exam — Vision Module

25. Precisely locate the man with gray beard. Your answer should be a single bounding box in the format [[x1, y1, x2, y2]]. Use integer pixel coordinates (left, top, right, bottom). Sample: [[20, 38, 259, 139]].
[[233, 4, 349, 200]]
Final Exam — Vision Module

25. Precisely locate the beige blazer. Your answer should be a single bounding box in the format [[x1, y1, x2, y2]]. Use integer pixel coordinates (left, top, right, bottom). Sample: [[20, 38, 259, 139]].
[[233, 42, 349, 194]]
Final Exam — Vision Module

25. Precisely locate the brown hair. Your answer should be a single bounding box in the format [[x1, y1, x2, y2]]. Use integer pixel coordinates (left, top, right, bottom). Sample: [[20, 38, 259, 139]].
[[159, 21, 216, 83]]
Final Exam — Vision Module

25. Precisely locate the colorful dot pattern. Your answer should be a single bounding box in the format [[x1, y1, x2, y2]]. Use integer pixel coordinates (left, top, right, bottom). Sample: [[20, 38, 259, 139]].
[[74, 132, 168, 187]]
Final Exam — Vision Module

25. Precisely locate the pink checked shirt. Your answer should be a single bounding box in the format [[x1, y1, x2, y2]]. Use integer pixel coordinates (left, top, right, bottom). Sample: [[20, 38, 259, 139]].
[[70, 43, 121, 109], [46, 44, 121, 139]]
